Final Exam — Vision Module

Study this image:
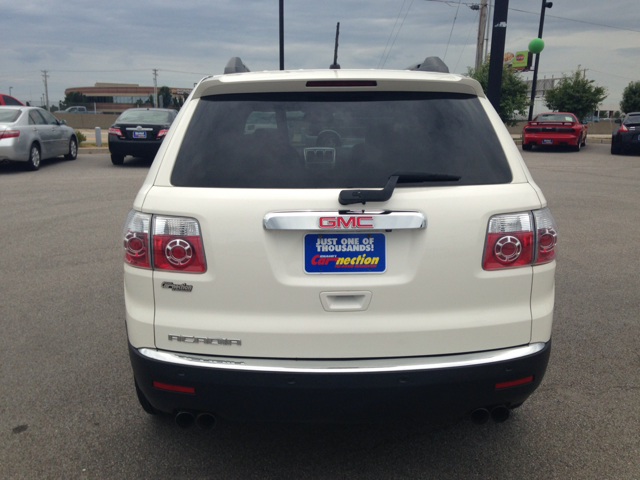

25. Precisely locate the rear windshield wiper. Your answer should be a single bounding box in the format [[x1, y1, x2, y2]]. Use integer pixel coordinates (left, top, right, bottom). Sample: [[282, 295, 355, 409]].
[[339, 171, 461, 205]]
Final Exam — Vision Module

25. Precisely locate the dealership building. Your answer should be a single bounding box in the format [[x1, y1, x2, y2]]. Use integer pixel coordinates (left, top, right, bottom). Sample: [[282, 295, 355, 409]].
[[64, 83, 193, 114]]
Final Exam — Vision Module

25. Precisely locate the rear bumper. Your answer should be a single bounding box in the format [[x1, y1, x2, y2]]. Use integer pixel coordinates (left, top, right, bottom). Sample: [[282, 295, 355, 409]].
[[614, 132, 640, 151], [523, 132, 581, 146], [108, 137, 162, 157], [130, 341, 551, 422], [0, 142, 28, 162]]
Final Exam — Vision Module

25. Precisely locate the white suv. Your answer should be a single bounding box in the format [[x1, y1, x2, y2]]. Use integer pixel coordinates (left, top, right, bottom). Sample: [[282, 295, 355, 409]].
[[123, 58, 557, 428]]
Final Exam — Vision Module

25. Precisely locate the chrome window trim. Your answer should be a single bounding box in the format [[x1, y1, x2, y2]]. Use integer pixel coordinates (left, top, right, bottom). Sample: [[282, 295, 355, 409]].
[[263, 210, 426, 231], [139, 343, 546, 374]]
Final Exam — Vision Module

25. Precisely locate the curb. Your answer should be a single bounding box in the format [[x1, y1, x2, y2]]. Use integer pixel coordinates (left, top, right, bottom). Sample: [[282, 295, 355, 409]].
[[79, 147, 109, 154]]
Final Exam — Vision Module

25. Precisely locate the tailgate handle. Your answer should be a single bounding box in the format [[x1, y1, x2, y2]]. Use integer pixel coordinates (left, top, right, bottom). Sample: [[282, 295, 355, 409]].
[[320, 291, 372, 312]]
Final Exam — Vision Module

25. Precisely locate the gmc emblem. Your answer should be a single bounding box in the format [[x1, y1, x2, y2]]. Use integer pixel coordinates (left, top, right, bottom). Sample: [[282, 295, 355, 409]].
[[319, 216, 374, 228]]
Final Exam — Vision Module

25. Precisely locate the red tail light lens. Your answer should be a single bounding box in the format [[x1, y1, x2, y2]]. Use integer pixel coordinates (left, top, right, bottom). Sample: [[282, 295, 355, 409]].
[[483, 212, 534, 270], [157, 129, 169, 139], [533, 207, 558, 264], [152, 216, 206, 272], [0, 129, 20, 139], [122, 210, 151, 268], [483, 209, 558, 270], [109, 127, 123, 136], [619, 124, 629, 133]]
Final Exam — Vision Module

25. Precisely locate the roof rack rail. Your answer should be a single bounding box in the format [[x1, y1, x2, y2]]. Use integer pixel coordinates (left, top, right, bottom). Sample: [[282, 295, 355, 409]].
[[224, 57, 251, 74], [406, 57, 449, 73]]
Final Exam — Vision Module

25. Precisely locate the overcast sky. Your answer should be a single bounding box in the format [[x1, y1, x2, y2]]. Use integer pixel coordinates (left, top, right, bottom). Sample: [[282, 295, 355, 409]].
[[2, 0, 638, 108]]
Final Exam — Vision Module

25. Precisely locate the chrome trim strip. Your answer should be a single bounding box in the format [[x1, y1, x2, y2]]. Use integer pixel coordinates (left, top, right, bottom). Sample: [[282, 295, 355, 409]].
[[139, 343, 546, 374], [263, 211, 426, 230]]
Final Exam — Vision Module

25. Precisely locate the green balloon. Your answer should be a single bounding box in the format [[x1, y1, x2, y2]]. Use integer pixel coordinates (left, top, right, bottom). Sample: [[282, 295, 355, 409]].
[[529, 38, 545, 54]]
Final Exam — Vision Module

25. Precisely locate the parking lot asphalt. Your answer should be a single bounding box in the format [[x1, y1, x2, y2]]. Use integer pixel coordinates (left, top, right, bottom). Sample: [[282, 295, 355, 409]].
[[1, 144, 639, 479]]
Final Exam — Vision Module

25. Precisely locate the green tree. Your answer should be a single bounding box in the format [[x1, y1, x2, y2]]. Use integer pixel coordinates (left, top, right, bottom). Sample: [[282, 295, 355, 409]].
[[467, 62, 529, 126], [544, 68, 607, 121], [614, 110, 621, 119], [60, 91, 88, 109], [620, 81, 640, 113], [158, 86, 172, 109]]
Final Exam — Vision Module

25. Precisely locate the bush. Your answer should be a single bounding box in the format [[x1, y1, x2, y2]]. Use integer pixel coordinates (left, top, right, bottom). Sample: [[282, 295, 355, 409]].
[[75, 130, 86, 146]]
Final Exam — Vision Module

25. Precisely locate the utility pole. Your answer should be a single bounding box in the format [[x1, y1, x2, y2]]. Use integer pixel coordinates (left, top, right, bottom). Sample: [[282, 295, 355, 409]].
[[487, 0, 509, 113], [474, 0, 488, 70], [279, 0, 284, 70], [152, 69, 158, 108], [485, 0, 492, 63], [42, 70, 50, 111], [527, 1, 553, 121]]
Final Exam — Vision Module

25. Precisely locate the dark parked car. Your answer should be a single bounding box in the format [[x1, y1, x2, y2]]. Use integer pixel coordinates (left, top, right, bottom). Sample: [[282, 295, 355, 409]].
[[108, 108, 177, 165], [611, 112, 640, 155]]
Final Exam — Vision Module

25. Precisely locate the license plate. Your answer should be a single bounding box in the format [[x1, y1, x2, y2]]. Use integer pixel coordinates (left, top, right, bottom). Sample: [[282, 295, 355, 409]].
[[133, 131, 147, 139], [542, 139, 553, 145], [304, 233, 386, 274]]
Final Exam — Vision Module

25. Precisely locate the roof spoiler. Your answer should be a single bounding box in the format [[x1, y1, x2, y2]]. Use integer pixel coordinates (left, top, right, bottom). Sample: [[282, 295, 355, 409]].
[[406, 57, 449, 73], [224, 57, 251, 74]]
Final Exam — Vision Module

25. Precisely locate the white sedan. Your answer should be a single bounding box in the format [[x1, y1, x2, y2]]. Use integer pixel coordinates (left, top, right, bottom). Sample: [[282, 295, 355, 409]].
[[0, 106, 78, 171]]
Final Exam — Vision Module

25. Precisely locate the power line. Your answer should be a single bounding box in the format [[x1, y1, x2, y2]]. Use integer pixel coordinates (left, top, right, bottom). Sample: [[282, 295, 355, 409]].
[[454, 9, 479, 72], [378, 0, 408, 69], [443, 0, 462, 62], [588, 69, 636, 82], [421, 0, 640, 34], [381, 0, 415, 68], [508, 8, 640, 34]]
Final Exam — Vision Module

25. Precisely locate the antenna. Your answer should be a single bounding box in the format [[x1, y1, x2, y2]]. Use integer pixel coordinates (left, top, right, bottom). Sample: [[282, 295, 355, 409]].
[[330, 22, 340, 69]]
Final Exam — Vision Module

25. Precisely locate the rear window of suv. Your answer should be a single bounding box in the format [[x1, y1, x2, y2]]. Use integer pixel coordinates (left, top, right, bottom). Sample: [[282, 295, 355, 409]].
[[172, 92, 512, 188]]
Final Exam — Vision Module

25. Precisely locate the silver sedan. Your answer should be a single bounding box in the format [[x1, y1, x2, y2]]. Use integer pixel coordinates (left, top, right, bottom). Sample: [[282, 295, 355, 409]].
[[0, 106, 78, 171]]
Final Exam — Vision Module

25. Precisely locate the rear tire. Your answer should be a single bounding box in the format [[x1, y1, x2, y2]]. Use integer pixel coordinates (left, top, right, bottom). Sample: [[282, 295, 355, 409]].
[[522, 143, 532, 151], [135, 379, 159, 415], [611, 142, 621, 155], [65, 137, 78, 160], [111, 154, 125, 165], [26, 143, 41, 171], [572, 136, 582, 152]]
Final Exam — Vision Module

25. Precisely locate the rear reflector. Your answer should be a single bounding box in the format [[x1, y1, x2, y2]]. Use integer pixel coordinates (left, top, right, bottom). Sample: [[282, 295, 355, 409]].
[[306, 81, 377, 87], [495, 376, 534, 389], [153, 381, 195, 394]]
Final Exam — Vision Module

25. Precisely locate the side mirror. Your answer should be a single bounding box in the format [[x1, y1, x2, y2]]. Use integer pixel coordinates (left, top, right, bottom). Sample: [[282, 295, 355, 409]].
[[59, 119, 67, 125], [615, 118, 621, 124]]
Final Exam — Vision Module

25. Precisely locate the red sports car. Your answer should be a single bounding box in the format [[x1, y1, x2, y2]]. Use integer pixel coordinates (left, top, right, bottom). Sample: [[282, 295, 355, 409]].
[[522, 112, 587, 151]]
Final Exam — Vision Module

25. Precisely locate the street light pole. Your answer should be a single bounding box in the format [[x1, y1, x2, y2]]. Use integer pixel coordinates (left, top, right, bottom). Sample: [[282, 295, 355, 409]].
[[9, 87, 12, 96], [528, 1, 553, 121]]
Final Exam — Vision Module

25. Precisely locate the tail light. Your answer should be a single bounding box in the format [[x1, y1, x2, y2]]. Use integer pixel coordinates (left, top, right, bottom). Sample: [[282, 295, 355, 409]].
[[618, 124, 629, 133], [157, 129, 169, 139], [152, 215, 206, 273], [0, 129, 20, 139], [483, 208, 558, 270], [123, 210, 151, 268], [122, 211, 206, 273], [109, 127, 123, 136]]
